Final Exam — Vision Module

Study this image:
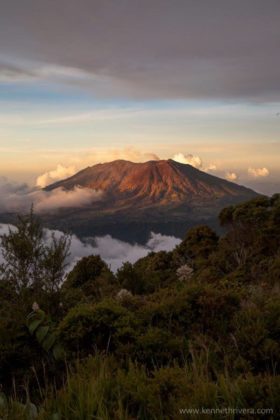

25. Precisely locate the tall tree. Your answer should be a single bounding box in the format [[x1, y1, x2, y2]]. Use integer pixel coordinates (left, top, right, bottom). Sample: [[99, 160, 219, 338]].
[[0, 209, 70, 296]]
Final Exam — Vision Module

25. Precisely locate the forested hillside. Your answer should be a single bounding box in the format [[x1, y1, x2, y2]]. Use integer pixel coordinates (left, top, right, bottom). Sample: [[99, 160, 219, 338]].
[[0, 195, 279, 419]]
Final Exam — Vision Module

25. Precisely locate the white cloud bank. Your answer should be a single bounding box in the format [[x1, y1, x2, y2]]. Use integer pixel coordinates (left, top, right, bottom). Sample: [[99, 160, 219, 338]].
[[0, 178, 102, 213], [76, 232, 181, 272], [0, 224, 181, 273], [248, 167, 269, 178], [35, 187, 103, 212], [36, 164, 76, 188]]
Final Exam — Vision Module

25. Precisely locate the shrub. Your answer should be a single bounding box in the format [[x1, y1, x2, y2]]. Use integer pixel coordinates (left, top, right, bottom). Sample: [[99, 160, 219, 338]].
[[58, 300, 138, 357], [134, 327, 186, 366]]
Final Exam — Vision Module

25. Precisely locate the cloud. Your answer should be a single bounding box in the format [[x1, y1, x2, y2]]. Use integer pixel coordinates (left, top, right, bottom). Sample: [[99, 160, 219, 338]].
[[0, 62, 35, 82], [34, 187, 103, 212], [205, 164, 217, 172], [0, 178, 102, 213], [0, 58, 96, 86], [0, 177, 30, 195], [226, 172, 238, 181], [1, 1, 280, 101], [36, 164, 77, 188], [172, 153, 219, 173], [0, 224, 181, 273], [173, 153, 202, 168], [88, 232, 181, 272], [0, 178, 34, 212], [248, 167, 269, 178], [145, 232, 181, 252]]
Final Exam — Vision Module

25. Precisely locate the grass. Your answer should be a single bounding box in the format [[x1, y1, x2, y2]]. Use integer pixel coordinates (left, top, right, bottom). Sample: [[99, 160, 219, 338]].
[[1, 353, 279, 420]]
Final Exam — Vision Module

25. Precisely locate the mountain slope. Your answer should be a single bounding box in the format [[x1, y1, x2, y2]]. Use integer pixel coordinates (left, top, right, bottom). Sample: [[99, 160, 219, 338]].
[[46, 159, 257, 209], [43, 159, 258, 241]]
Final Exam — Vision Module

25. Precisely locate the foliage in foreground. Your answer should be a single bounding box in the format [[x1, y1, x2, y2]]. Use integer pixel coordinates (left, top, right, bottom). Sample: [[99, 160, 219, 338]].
[[0, 195, 280, 418], [1, 355, 279, 419]]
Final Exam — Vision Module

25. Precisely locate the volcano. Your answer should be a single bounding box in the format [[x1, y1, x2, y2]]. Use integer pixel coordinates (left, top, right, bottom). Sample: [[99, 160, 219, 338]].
[[46, 159, 256, 208], [42, 159, 258, 241]]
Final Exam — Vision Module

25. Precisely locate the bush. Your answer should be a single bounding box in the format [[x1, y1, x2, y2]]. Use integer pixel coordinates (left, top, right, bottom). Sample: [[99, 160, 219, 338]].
[[232, 300, 280, 374], [134, 327, 186, 366], [58, 300, 139, 357]]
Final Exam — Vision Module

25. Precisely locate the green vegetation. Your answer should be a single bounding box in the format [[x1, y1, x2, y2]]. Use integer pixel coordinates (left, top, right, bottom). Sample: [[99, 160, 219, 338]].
[[0, 196, 280, 419]]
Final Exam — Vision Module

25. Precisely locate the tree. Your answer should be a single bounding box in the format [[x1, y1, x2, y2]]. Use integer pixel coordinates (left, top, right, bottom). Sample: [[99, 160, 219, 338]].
[[63, 255, 116, 303], [0, 209, 70, 296], [117, 262, 144, 294], [217, 195, 280, 272], [174, 225, 218, 268], [41, 232, 71, 294]]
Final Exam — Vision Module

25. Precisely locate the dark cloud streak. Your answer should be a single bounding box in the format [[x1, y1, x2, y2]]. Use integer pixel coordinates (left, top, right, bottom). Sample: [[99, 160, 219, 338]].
[[1, 0, 280, 100]]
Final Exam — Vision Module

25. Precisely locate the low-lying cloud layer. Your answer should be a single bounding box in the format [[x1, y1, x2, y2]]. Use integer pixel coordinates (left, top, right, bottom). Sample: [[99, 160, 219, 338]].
[[0, 178, 102, 213], [0, 224, 181, 273], [35, 187, 103, 212]]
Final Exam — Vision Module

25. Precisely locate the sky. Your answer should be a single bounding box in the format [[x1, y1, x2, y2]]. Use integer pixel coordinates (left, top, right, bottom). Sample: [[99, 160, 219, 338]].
[[0, 0, 279, 195]]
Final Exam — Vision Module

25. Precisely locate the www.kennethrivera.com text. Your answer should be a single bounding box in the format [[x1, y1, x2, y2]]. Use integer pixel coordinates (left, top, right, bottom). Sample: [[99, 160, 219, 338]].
[[178, 407, 274, 416]]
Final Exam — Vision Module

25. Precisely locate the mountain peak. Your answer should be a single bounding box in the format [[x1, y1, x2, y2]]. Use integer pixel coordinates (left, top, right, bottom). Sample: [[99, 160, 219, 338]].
[[46, 158, 257, 208], [42, 159, 259, 240]]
